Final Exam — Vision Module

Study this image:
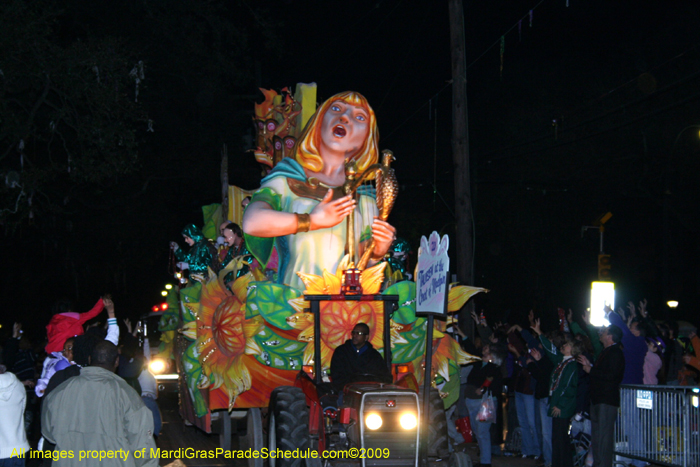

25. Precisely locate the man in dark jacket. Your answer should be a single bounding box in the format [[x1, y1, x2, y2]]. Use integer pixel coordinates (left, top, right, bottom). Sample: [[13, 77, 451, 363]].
[[330, 323, 391, 393], [578, 324, 625, 467]]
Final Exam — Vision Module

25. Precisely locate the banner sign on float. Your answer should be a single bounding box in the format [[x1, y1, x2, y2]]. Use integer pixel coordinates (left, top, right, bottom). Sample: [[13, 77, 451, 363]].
[[416, 231, 450, 315]]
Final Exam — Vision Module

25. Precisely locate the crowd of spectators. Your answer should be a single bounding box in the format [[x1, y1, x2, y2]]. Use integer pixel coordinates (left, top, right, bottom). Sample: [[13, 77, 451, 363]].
[[451, 302, 699, 467], [0, 297, 160, 467]]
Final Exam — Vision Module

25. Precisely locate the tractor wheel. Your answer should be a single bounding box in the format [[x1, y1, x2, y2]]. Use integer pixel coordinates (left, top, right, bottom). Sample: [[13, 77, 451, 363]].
[[449, 451, 473, 467], [268, 386, 320, 467], [426, 388, 450, 458]]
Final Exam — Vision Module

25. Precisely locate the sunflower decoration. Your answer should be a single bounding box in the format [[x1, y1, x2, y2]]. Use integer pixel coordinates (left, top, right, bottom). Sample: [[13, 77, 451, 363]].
[[286, 255, 403, 371], [196, 266, 265, 410]]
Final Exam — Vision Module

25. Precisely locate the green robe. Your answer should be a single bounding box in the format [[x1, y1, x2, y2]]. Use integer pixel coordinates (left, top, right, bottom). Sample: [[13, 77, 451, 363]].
[[245, 158, 377, 291], [175, 224, 214, 274]]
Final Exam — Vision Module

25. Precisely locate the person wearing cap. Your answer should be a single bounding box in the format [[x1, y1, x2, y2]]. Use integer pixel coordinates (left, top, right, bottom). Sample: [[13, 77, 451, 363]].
[[577, 324, 625, 467]]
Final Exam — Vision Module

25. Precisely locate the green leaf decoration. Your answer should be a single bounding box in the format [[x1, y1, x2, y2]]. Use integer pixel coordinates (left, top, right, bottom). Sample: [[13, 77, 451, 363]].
[[246, 282, 301, 329], [180, 281, 202, 304], [384, 281, 417, 325], [253, 325, 306, 371], [183, 341, 207, 417], [441, 361, 461, 409], [392, 318, 427, 363], [201, 203, 222, 241]]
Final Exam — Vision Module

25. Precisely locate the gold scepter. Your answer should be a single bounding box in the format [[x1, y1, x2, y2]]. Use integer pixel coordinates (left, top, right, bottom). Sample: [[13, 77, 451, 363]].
[[357, 150, 398, 270]]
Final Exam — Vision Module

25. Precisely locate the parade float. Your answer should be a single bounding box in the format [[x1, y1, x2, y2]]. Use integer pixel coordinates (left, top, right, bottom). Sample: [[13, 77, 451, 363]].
[[159, 84, 485, 464]]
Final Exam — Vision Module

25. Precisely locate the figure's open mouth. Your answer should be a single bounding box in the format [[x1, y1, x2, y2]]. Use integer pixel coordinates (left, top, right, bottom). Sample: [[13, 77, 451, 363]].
[[333, 125, 347, 138]]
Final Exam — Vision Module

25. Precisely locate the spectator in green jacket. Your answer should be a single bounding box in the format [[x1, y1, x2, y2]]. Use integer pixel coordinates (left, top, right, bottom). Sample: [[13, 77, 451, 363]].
[[533, 319, 580, 467]]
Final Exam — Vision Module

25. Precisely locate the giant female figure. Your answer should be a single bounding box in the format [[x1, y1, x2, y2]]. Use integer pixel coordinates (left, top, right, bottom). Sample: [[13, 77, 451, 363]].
[[243, 91, 396, 290]]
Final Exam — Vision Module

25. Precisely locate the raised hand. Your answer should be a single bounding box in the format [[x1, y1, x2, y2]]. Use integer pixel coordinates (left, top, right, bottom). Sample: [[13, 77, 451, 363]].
[[577, 354, 592, 367], [103, 296, 115, 318], [530, 348, 542, 361], [567, 308, 573, 324], [124, 318, 133, 335], [12, 322, 22, 338], [627, 301, 636, 319], [507, 324, 522, 334], [470, 310, 479, 324], [309, 189, 356, 230], [603, 304, 613, 317], [638, 299, 648, 318], [533, 318, 542, 335]]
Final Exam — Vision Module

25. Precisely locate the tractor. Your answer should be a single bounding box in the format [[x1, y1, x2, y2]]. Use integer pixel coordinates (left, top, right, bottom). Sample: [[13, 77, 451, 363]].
[[262, 269, 471, 467]]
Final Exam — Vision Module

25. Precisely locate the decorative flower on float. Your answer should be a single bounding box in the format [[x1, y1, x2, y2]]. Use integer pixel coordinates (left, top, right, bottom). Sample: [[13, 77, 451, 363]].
[[286, 255, 403, 370], [195, 262, 265, 409]]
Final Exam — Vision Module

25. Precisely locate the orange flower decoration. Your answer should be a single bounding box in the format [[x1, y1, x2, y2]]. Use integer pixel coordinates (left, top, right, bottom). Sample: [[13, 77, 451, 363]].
[[287, 256, 391, 370], [197, 271, 262, 409]]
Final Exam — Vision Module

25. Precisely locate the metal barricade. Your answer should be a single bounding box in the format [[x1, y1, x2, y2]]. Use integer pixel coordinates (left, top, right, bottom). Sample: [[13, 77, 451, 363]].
[[614, 385, 700, 467]]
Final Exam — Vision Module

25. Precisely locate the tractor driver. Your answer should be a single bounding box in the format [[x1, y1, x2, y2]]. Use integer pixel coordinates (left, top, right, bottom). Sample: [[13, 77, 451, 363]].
[[330, 323, 392, 394]]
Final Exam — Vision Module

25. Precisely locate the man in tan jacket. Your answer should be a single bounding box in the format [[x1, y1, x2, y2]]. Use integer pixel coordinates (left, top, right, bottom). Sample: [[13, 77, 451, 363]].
[[42, 341, 157, 467]]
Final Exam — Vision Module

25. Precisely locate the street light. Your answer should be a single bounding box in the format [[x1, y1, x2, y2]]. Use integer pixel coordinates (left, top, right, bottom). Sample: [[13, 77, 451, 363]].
[[165, 284, 173, 290], [590, 281, 614, 326], [667, 300, 678, 308], [161, 290, 168, 296]]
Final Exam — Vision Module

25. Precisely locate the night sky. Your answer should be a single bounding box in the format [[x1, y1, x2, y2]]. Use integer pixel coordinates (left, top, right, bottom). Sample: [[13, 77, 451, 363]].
[[2, 0, 699, 340]]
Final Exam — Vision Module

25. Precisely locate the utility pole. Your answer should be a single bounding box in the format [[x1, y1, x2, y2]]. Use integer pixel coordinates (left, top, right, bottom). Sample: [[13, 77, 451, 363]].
[[448, 0, 475, 338]]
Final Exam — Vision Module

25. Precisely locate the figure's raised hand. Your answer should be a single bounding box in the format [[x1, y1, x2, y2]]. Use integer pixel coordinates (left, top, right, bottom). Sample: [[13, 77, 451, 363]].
[[530, 348, 542, 361], [370, 218, 397, 258], [309, 189, 356, 230]]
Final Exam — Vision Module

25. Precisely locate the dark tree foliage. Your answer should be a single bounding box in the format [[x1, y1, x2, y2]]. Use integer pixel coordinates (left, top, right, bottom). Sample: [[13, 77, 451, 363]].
[[0, 0, 146, 224], [0, 0, 279, 324]]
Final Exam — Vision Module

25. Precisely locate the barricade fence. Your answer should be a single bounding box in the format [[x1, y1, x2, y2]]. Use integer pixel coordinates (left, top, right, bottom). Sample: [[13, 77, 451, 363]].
[[614, 385, 699, 467]]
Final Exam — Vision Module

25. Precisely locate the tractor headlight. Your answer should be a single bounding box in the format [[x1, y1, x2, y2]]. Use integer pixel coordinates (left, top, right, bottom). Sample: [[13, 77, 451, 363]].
[[149, 358, 167, 375], [399, 412, 417, 430], [365, 413, 383, 430]]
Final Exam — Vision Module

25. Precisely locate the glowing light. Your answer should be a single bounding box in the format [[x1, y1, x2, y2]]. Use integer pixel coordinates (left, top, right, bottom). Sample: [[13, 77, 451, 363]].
[[399, 413, 418, 430], [160, 303, 168, 311], [365, 413, 382, 430], [165, 284, 173, 290], [149, 359, 166, 374], [667, 300, 678, 308], [161, 290, 168, 296], [590, 282, 615, 326], [151, 306, 159, 312]]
